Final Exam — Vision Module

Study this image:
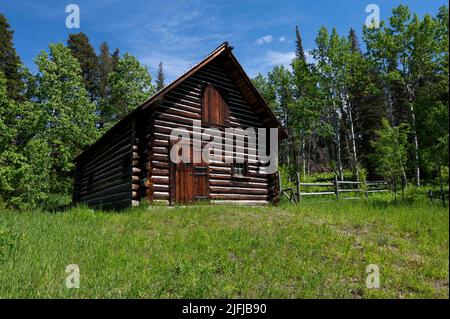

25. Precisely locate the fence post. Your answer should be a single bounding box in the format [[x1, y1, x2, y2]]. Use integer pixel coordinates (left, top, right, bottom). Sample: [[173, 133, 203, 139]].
[[428, 190, 433, 202], [439, 164, 446, 207], [296, 172, 301, 204], [278, 171, 282, 194], [334, 175, 339, 200]]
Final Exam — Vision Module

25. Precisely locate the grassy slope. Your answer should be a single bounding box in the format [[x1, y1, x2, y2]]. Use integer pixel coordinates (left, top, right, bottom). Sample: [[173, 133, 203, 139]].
[[0, 199, 448, 299]]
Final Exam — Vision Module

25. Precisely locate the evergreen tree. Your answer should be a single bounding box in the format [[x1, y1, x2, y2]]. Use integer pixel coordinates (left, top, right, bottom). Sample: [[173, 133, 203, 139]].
[[67, 32, 99, 101], [98, 42, 114, 101], [295, 25, 306, 62], [348, 28, 361, 54], [346, 44, 385, 178], [97, 42, 115, 128], [156, 61, 165, 91], [112, 48, 120, 67], [0, 14, 23, 101]]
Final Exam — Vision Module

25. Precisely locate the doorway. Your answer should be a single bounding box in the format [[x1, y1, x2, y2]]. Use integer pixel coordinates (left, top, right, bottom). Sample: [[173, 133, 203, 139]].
[[169, 142, 209, 204]]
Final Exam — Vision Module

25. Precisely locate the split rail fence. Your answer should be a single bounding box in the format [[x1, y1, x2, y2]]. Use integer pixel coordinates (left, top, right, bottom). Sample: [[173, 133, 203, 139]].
[[280, 172, 389, 204]]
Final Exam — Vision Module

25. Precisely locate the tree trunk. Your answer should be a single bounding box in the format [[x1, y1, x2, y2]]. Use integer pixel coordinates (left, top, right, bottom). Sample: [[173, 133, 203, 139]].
[[439, 164, 445, 207], [410, 111, 420, 187], [285, 114, 290, 167], [407, 84, 420, 187], [301, 130, 306, 179], [348, 105, 359, 182], [331, 88, 343, 181], [335, 118, 343, 181]]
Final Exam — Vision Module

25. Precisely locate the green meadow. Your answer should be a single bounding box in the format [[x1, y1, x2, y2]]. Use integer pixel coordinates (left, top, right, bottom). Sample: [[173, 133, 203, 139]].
[[0, 197, 448, 299]]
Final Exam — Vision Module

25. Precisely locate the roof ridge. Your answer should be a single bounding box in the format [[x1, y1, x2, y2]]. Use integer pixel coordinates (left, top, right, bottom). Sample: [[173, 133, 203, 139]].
[[74, 42, 231, 161], [140, 41, 230, 110], [75, 41, 287, 162]]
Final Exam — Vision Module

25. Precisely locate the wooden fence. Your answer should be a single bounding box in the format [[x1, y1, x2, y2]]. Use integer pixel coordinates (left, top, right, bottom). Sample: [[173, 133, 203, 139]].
[[280, 172, 389, 204]]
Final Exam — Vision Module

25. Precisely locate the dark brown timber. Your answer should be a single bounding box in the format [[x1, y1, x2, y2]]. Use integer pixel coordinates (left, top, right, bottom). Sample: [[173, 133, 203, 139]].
[[73, 42, 288, 208]]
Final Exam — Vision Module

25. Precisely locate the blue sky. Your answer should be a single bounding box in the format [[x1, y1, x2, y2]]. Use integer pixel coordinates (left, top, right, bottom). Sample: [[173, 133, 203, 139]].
[[1, 0, 447, 82]]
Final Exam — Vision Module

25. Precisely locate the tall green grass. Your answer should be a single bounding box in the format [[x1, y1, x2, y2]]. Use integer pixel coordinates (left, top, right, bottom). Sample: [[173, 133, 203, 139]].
[[0, 199, 448, 298]]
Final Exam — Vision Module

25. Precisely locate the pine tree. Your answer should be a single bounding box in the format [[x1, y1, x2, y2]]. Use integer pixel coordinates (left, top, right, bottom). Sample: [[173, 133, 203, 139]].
[[112, 48, 120, 67], [67, 32, 99, 101], [98, 42, 114, 100], [295, 25, 306, 62], [348, 28, 361, 54], [156, 61, 165, 91], [97, 42, 115, 128], [0, 14, 23, 101]]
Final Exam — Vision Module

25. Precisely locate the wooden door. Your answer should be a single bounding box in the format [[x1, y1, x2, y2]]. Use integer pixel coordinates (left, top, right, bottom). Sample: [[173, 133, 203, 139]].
[[169, 144, 209, 204], [193, 162, 209, 202]]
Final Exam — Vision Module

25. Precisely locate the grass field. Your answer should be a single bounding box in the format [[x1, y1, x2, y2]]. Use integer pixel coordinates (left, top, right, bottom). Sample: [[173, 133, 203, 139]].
[[0, 198, 448, 299]]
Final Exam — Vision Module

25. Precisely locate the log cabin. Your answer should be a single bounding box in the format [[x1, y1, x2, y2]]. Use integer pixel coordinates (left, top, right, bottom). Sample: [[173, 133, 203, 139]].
[[72, 42, 288, 209]]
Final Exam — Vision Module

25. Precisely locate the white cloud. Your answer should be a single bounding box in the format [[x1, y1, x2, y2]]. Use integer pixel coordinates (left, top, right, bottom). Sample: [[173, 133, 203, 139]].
[[265, 50, 296, 67], [138, 52, 193, 82], [278, 36, 286, 42], [244, 50, 296, 78], [256, 35, 273, 46], [104, 1, 232, 82]]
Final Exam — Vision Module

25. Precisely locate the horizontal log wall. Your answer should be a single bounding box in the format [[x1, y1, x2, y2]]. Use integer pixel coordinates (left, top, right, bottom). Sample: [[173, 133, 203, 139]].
[[73, 59, 280, 208], [73, 121, 135, 209], [147, 61, 276, 204]]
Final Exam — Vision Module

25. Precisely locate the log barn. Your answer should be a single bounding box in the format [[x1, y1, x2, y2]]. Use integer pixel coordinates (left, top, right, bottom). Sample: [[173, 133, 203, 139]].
[[73, 42, 287, 209]]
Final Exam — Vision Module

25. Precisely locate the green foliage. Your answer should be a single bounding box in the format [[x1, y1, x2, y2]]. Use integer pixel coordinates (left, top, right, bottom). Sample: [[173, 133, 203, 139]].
[[1, 5, 449, 209], [370, 119, 409, 188], [0, 14, 24, 101], [358, 167, 368, 195], [252, 73, 277, 111], [67, 32, 99, 101], [11, 138, 52, 208], [253, 4, 448, 184], [108, 53, 154, 123], [97, 42, 117, 128], [1, 23, 155, 208], [34, 43, 99, 194], [267, 65, 294, 125]]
